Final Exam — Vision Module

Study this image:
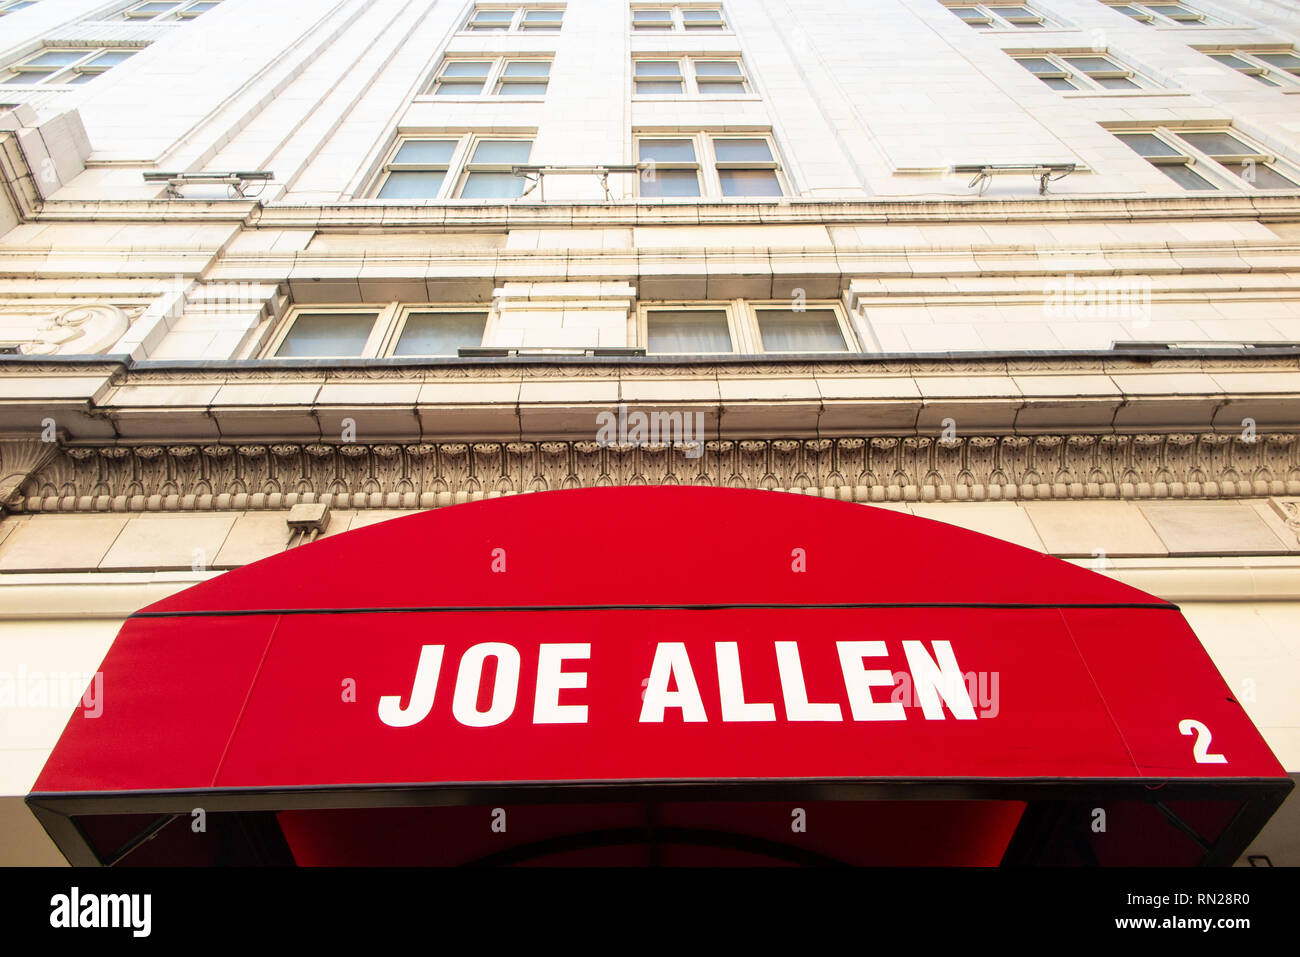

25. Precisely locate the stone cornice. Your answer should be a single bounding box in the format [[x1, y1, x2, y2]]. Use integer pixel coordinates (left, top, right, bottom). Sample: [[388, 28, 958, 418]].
[[13, 432, 1299, 513], [20, 193, 1300, 229], [6, 351, 1296, 379], [4, 353, 1299, 444]]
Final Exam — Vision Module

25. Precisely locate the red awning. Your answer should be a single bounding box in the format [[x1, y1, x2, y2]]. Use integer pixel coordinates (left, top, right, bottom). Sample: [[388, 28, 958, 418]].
[[28, 487, 1292, 865]]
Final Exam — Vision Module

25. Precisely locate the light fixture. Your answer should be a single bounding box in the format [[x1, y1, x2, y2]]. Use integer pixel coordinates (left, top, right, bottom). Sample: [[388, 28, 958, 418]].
[[951, 162, 1077, 195], [142, 170, 274, 198]]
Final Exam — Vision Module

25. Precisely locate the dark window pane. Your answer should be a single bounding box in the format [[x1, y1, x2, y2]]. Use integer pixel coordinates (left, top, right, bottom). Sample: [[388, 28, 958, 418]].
[[697, 80, 745, 94], [394, 312, 487, 356], [757, 309, 847, 352], [1180, 131, 1253, 155], [440, 61, 492, 77], [1256, 52, 1300, 72], [1096, 76, 1139, 89], [460, 171, 525, 197], [639, 138, 696, 162], [1154, 163, 1217, 190], [1016, 57, 1057, 73], [88, 51, 135, 67], [1209, 54, 1251, 69], [503, 60, 550, 76], [1223, 162, 1297, 189], [378, 170, 446, 199], [640, 168, 700, 197], [497, 81, 548, 94], [636, 80, 684, 93], [647, 310, 732, 353], [26, 51, 83, 67], [1063, 56, 1117, 72], [719, 169, 782, 196], [1116, 133, 1180, 157], [277, 314, 375, 357], [713, 138, 773, 162], [392, 140, 456, 164], [435, 81, 485, 95], [470, 139, 532, 164], [635, 60, 682, 77], [695, 60, 742, 76]]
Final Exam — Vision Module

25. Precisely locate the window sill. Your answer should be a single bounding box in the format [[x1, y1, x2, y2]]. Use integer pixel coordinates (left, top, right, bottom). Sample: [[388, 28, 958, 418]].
[[411, 95, 547, 103], [967, 27, 1080, 34], [1060, 89, 1189, 97], [632, 94, 762, 102]]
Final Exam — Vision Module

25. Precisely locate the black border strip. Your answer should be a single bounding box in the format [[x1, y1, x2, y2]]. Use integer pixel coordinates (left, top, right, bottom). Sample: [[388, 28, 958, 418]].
[[26, 775, 1293, 868], [130, 601, 1181, 619]]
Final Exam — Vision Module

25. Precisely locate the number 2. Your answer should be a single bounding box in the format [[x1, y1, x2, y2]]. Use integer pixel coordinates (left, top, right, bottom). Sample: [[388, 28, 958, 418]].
[[1179, 719, 1227, 764]]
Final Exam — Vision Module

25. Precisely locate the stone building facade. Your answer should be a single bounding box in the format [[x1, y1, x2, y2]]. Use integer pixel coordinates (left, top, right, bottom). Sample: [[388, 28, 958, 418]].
[[1, 0, 1299, 864]]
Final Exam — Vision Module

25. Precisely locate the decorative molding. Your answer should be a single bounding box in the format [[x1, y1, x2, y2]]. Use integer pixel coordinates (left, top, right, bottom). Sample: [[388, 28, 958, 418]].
[[15, 432, 1300, 513], [14, 304, 139, 356], [4, 353, 1297, 382], [0, 438, 60, 513], [1270, 498, 1300, 544]]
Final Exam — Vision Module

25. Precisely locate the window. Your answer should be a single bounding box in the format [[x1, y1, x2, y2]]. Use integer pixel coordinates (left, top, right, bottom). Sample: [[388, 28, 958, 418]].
[[944, 3, 1057, 29], [755, 307, 849, 353], [462, 5, 564, 32], [1199, 48, 1300, 88], [0, 46, 141, 86], [122, 0, 220, 19], [371, 135, 534, 200], [426, 57, 551, 96], [636, 132, 784, 198], [267, 305, 490, 359], [1115, 127, 1299, 191], [631, 6, 726, 32], [0, 1, 38, 16], [633, 56, 749, 95], [374, 139, 457, 199], [1013, 52, 1149, 90], [1102, 2, 1216, 25], [646, 308, 734, 354], [640, 301, 855, 355]]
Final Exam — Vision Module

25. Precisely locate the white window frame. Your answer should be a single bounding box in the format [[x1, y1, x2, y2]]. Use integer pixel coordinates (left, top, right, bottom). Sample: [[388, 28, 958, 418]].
[[635, 131, 787, 199], [1197, 47, 1300, 89], [264, 305, 396, 360], [265, 304, 493, 359], [746, 301, 858, 354], [943, 3, 1059, 30], [637, 300, 857, 355], [460, 5, 565, 33], [369, 133, 535, 200], [638, 302, 745, 355], [370, 136, 464, 200], [1112, 126, 1300, 191], [1012, 51, 1151, 90], [632, 55, 751, 96], [121, 0, 220, 20], [1101, 2, 1217, 26], [0, 45, 142, 86], [630, 5, 728, 33], [379, 305, 494, 357], [0, 1, 39, 17], [425, 56, 552, 98]]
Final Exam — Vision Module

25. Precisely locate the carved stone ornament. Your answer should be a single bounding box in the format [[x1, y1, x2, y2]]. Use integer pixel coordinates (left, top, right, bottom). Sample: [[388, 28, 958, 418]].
[[16, 304, 137, 356], [12, 432, 1300, 514]]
